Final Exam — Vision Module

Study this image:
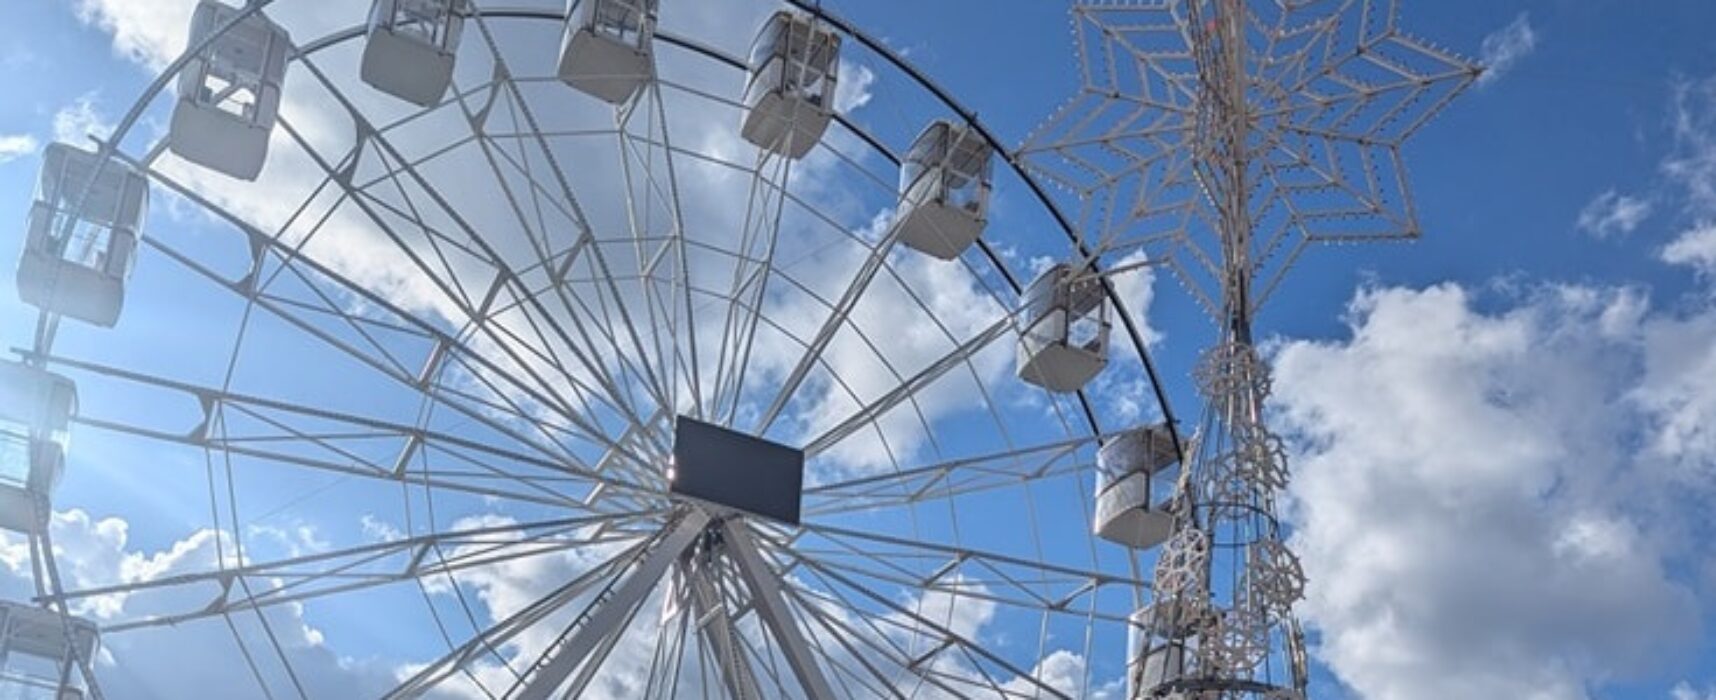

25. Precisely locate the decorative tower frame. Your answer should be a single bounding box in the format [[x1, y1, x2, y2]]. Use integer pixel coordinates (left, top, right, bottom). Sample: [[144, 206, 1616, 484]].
[[1023, 1, 1480, 696]]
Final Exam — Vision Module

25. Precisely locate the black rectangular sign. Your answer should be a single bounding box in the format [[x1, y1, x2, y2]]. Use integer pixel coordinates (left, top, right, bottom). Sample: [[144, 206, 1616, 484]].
[[670, 416, 804, 526]]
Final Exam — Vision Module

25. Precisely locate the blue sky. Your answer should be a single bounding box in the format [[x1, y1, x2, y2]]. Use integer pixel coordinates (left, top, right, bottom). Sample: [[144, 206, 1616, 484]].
[[2, 1, 1716, 699]]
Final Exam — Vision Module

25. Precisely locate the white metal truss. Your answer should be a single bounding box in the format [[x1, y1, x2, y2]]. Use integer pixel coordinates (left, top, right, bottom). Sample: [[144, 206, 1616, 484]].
[[1021, 1, 1478, 698]]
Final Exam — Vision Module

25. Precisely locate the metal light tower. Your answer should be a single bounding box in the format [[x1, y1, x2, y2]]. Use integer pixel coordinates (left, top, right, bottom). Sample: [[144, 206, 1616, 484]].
[[1023, 1, 1479, 697]]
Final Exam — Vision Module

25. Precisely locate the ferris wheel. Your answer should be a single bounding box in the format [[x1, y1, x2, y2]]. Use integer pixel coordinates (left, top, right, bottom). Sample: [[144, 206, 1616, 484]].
[[0, 1, 1197, 698]]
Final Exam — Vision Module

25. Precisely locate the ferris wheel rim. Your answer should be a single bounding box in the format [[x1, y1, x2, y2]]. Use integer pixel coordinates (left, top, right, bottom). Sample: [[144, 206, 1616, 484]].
[[24, 2, 1174, 697]]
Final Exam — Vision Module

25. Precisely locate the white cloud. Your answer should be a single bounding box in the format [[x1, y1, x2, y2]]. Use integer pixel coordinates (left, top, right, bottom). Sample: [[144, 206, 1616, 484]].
[[1663, 223, 1716, 275], [1660, 75, 1716, 276], [1476, 13, 1537, 88], [1107, 247, 1160, 346], [1027, 255, 1057, 278], [72, 0, 197, 72], [360, 514, 404, 543], [1274, 282, 1713, 700], [1665, 76, 1716, 214], [1631, 293, 1716, 473], [0, 510, 397, 698], [1674, 682, 1716, 700], [399, 513, 664, 699], [772, 244, 1015, 475], [1576, 189, 1653, 239], [0, 133, 39, 163], [1001, 649, 1122, 700], [245, 521, 331, 558], [52, 93, 115, 145], [834, 61, 876, 114]]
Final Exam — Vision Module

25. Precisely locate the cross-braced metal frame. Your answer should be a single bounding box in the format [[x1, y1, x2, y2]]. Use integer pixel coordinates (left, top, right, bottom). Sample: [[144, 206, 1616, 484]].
[[1023, 1, 1478, 697], [5, 2, 1210, 698]]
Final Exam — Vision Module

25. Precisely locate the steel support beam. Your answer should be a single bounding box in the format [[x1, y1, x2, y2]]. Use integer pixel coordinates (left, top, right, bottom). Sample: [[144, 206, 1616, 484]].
[[723, 520, 837, 700], [687, 564, 763, 700], [511, 508, 711, 700]]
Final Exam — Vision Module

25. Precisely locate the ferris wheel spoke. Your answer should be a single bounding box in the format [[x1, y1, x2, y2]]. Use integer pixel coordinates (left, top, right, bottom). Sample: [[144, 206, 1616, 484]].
[[42, 510, 659, 634], [530, 247, 674, 438], [754, 224, 899, 436], [452, 112, 676, 439], [742, 260, 967, 476], [776, 556, 985, 699], [578, 406, 675, 510], [639, 590, 691, 700], [249, 283, 427, 380], [673, 275, 941, 471], [123, 153, 640, 473], [667, 267, 943, 475], [275, 113, 620, 439], [802, 315, 1013, 458], [770, 205, 1028, 464], [721, 520, 839, 698], [771, 523, 1140, 624], [232, 160, 445, 383], [432, 332, 667, 480], [707, 151, 794, 425], [282, 58, 664, 455], [611, 84, 699, 420], [704, 124, 931, 427], [464, 15, 678, 433], [756, 532, 1073, 700], [770, 587, 917, 700], [802, 435, 1100, 516], [433, 275, 674, 476], [34, 352, 662, 510], [580, 122, 681, 423], [507, 508, 712, 700], [637, 80, 710, 420], [385, 534, 656, 699]]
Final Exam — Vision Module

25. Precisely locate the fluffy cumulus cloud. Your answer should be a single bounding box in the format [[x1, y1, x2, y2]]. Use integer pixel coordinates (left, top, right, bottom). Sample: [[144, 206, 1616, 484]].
[[1476, 13, 1537, 88], [1273, 282, 1715, 700], [1275, 62, 1716, 700], [1001, 650, 1123, 700], [0, 510, 397, 698], [1576, 189, 1654, 239], [1663, 223, 1716, 274], [834, 61, 877, 114]]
